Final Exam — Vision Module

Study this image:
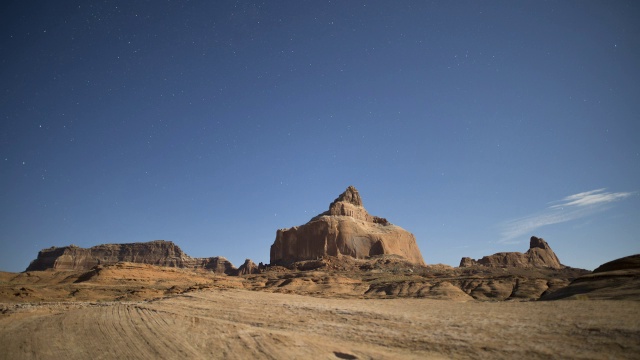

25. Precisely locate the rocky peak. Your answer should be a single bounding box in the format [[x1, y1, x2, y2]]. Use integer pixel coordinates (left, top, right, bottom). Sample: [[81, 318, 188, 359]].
[[330, 185, 363, 207], [530, 236, 550, 250], [459, 257, 475, 267], [325, 186, 390, 225], [237, 259, 260, 275]]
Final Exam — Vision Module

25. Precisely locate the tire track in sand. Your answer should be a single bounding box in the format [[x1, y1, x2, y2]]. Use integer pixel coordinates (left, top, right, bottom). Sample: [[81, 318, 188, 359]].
[[82, 304, 205, 359], [0, 304, 202, 359]]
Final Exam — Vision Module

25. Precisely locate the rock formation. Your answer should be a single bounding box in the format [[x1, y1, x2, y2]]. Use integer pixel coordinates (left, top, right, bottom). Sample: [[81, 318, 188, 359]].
[[25, 240, 238, 275], [459, 236, 563, 269], [270, 186, 426, 266], [241, 255, 586, 301], [592, 254, 640, 273], [459, 257, 476, 267], [237, 259, 260, 275], [200, 257, 237, 275], [541, 254, 640, 301]]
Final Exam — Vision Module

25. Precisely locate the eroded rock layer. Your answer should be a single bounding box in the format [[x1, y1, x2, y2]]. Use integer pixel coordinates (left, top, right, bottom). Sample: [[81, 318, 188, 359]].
[[270, 186, 426, 266], [237, 259, 260, 275], [541, 254, 640, 301], [459, 236, 563, 269], [26, 240, 238, 274]]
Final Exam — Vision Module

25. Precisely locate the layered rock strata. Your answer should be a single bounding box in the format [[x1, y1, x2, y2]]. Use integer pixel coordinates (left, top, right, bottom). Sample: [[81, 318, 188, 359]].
[[26, 240, 238, 275], [459, 236, 563, 269], [541, 254, 640, 301], [270, 186, 426, 266]]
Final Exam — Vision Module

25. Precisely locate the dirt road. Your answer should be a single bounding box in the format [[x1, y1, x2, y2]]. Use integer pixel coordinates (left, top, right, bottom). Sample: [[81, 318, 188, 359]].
[[1, 288, 639, 359]]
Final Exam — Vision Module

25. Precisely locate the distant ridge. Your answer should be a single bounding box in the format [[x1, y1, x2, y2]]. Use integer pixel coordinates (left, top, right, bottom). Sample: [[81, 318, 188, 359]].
[[26, 240, 239, 275], [459, 236, 564, 269]]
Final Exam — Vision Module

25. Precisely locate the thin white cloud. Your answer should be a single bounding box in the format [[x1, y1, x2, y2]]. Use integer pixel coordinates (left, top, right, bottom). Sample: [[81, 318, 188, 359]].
[[549, 188, 633, 209], [499, 189, 634, 243]]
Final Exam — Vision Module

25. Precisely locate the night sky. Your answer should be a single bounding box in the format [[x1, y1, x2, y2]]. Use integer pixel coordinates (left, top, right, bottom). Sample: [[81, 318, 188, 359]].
[[1, 1, 639, 272]]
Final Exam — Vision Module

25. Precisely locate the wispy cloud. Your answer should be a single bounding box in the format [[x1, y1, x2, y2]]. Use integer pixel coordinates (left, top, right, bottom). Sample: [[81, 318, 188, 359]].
[[549, 188, 633, 209], [499, 189, 634, 243]]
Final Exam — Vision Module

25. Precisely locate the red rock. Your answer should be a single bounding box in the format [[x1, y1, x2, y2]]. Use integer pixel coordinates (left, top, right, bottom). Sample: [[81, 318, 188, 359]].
[[459, 236, 563, 269], [25, 240, 237, 275], [270, 186, 425, 266], [237, 259, 260, 275]]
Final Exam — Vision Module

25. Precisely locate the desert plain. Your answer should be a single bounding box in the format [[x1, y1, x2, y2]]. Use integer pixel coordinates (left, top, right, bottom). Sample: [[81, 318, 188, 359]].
[[2, 187, 639, 359], [1, 260, 639, 360]]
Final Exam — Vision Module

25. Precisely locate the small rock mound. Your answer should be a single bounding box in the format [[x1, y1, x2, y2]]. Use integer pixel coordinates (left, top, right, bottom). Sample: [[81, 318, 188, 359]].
[[459, 236, 563, 269], [237, 259, 260, 275], [201, 256, 237, 275]]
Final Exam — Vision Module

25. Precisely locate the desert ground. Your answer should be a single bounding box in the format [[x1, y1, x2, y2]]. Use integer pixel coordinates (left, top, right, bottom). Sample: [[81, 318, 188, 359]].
[[1, 261, 640, 359], [1, 289, 639, 359]]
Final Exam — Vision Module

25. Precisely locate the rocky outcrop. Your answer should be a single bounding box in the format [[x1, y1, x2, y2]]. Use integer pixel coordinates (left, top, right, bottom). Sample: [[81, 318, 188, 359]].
[[593, 254, 640, 273], [26, 241, 188, 271], [542, 254, 640, 301], [25, 240, 238, 275], [459, 257, 476, 267], [270, 186, 426, 266], [236, 259, 260, 275], [199, 257, 237, 275], [243, 255, 587, 301], [459, 236, 563, 269]]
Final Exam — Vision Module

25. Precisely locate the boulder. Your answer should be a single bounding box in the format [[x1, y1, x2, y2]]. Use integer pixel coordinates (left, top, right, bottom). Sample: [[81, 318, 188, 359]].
[[459, 236, 563, 269], [25, 240, 237, 275], [270, 186, 425, 266]]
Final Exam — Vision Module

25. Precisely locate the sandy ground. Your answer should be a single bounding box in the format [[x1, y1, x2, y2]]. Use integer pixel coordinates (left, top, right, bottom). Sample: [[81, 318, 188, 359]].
[[1, 288, 639, 360]]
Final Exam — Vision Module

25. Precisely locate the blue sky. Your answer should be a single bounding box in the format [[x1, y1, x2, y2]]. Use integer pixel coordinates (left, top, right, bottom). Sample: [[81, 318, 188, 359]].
[[1, 1, 638, 272]]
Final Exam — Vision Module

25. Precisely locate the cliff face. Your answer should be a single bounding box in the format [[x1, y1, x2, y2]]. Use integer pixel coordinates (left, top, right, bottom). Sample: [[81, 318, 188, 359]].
[[459, 236, 563, 269], [270, 186, 426, 266], [25, 240, 238, 275]]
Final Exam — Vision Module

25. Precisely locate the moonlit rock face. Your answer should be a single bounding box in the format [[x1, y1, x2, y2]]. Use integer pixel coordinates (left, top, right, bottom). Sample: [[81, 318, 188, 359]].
[[270, 186, 426, 266]]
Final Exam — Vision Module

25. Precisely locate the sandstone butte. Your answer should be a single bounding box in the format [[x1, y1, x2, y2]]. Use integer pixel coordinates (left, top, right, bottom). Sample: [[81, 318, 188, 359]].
[[25, 240, 242, 275], [459, 236, 563, 269], [270, 186, 426, 266]]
